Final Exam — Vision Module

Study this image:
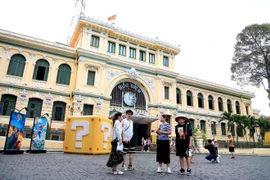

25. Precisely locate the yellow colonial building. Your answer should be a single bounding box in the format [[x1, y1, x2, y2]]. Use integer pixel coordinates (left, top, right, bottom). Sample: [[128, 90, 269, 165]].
[[0, 16, 256, 146]]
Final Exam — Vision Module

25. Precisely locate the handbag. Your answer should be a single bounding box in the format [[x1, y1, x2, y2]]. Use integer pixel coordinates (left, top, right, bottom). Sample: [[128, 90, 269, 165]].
[[116, 142, 123, 152]]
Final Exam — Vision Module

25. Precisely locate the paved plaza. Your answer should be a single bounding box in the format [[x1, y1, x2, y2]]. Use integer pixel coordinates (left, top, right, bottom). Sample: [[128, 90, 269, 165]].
[[0, 152, 270, 180]]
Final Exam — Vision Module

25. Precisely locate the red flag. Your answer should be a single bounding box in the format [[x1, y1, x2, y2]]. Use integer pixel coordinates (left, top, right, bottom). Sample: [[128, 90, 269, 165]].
[[108, 14, 116, 21]]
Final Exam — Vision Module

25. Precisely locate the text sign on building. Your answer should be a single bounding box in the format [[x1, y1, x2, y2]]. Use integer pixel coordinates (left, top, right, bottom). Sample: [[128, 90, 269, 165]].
[[117, 82, 142, 94]]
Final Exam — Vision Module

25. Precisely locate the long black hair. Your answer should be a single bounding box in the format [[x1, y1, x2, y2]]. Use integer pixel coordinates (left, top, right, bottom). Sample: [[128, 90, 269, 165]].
[[112, 112, 122, 126]]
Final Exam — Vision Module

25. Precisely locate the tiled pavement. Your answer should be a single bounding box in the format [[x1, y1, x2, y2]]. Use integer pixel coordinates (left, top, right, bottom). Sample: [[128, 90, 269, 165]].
[[0, 152, 269, 180]]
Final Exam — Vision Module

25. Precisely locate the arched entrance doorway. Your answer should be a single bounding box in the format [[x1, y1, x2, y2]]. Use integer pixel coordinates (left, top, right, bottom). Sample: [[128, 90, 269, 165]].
[[109, 81, 157, 146]]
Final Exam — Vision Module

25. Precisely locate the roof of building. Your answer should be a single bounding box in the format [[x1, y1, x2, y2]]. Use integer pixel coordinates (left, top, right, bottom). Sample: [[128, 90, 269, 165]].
[[80, 16, 180, 52]]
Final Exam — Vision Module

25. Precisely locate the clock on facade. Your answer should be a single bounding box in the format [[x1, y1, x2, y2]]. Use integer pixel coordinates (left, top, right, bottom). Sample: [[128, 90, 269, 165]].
[[123, 92, 137, 106]]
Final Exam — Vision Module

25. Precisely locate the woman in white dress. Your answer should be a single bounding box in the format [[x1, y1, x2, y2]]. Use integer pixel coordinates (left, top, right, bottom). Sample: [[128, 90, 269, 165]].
[[106, 112, 126, 175]]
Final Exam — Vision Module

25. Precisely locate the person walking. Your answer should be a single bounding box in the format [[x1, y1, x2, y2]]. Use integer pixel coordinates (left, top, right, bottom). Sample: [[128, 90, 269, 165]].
[[122, 110, 135, 171], [156, 115, 171, 173], [175, 114, 193, 176], [227, 134, 235, 159], [106, 112, 126, 175]]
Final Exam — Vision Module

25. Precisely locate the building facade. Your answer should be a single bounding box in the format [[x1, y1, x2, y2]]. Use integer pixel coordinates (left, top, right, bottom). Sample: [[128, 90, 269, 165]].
[[0, 16, 255, 145]]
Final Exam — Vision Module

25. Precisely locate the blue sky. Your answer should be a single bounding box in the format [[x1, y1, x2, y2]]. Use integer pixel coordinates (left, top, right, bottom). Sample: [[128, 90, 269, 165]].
[[0, 0, 269, 115]]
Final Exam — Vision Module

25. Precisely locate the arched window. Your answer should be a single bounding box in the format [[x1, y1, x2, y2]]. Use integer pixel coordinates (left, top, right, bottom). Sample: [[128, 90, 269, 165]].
[[0, 94, 17, 116], [221, 123, 226, 135], [27, 98, 43, 118], [176, 88, 181, 104], [56, 64, 71, 85], [52, 101, 66, 121], [208, 95, 214, 110], [7, 54, 26, 77], [186, 90, 193, 106], [200, 120, 206, 133], [33, 59, 50, 81], [188, 119, 194, 130], [235, 101, 241, 114], [218, 97, 223, 111], [227, 99, 232, 112], [211, 121, 216, 135], [198, 93, 204, 108]]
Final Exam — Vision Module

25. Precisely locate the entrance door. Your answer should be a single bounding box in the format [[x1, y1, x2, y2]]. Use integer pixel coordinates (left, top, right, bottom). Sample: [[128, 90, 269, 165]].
[[133, 124, 148, 146]]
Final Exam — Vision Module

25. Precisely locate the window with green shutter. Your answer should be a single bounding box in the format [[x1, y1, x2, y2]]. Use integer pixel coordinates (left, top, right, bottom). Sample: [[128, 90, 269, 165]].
[[56, 64, 71, 85], [83, 104, 93, 115], [7, 54, 26, 77], [27, 98, 43, 118], [211, 122, 216, 135], [186, 90, 193, 106], [218, 97, 224, 111], [198, 93, 204, 108], [32, 59, 50, 81], [139, 50, 146, 61], [163, 56, 169, 67], [87, 71, 95, 86], [149, 53, 155, 64], [164, 86, 169, 99], [52, 101, 66, 121], [129, 48, 136, 59], [108, 41, 115, 53], [119, 45, 126, 56], [176, 88, 181, 104], [221, 123, 226, 135], [90, 35, 99, 48], [200, 120, 206, 133], [0, 94, 17, 116]]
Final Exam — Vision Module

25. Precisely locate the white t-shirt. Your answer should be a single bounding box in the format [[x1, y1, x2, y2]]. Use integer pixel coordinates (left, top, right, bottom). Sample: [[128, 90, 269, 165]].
[[112, 120, 123, 140], [122, 118, 133, 141]]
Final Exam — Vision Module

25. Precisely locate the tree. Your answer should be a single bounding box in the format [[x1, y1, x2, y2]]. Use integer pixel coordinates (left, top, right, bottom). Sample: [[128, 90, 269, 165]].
[[257, 117, 270, 142], [231, 24, 270, 105], [244, 115, 258, 144], [233, 114, 245, 143], [220, 111, 235, 133]]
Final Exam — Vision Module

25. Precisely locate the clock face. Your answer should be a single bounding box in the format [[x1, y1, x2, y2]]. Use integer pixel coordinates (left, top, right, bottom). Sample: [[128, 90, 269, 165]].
[[124, 92, 137, 106]]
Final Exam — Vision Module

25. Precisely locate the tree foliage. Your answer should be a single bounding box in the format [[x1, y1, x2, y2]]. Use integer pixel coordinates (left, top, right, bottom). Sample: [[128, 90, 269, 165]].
[[220, 112, 270, 144], [231, 24, 270, 104]]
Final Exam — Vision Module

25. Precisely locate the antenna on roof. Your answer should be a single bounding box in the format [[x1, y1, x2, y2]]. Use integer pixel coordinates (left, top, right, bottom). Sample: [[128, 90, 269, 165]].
[[66, 0, 86, 45]]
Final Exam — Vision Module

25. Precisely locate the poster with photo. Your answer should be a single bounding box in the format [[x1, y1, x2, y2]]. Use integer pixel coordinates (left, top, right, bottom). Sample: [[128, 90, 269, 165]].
[[31, 117, 48, 150], [5, 112, 26, 150]]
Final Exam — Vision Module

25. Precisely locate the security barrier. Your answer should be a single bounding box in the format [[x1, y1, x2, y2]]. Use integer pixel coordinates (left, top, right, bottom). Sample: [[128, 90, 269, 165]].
[[64, 116, 113, 154]]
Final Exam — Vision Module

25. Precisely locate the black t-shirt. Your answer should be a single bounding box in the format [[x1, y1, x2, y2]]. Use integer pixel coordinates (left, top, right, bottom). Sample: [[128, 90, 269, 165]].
[[175, 123, 193, 148], [204, 144, 217, 155]]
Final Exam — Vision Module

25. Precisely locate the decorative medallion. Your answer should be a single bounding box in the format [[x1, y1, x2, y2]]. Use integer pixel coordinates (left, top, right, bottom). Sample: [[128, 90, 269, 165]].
[[19, 89, 28, 103], [44, 93, 53, 106], [126, 67, 140, 79], [74, 95, 84, 107]]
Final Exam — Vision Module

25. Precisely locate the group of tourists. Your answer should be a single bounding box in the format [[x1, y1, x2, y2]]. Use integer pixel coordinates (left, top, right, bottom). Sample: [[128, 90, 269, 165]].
[[106, 109, 236, 176]]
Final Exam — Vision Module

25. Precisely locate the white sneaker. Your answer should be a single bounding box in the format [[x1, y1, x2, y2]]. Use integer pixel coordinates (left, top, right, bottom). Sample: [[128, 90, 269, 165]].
[[167, 167, 172, 174], [157, 167, 162, 173], [117, 170, 124, 175], [122, 164, 127, 171], [217, 156, 220, 163]]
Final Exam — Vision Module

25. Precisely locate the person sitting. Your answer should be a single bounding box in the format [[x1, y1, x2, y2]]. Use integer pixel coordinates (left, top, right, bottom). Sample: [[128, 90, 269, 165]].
[[204, 139, 218, 163]]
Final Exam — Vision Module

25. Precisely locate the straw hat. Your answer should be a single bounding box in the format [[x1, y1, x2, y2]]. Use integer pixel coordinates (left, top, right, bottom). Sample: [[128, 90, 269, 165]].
[[175, 114, 188, 121]]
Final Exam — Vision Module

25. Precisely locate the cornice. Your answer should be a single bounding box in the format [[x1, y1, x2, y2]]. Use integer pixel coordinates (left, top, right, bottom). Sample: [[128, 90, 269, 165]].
[[0, 29, 76, 59], [79, 16, 180, 54], [177, 74, 255, 99]]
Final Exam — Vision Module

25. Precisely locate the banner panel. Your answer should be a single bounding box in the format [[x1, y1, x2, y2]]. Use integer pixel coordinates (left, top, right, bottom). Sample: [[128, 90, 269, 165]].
[[5, 112, 26, 150], [31, 117, 48, 150]]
